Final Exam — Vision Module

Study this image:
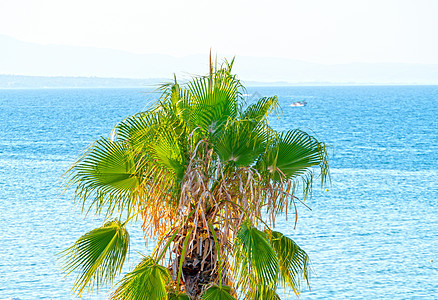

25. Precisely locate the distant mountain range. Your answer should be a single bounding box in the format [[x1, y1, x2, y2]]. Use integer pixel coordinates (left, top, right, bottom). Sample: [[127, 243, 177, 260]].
[[2, 35, 438, 87], [0, 75, 167, 88], [0, 74, 315, 88]]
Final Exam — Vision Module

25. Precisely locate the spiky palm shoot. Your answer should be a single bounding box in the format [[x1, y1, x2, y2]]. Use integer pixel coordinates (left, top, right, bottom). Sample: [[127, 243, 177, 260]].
[[62, 58, 329, 299]]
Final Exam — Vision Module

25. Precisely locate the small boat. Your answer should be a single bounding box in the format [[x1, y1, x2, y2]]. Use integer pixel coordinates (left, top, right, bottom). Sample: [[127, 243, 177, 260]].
[[290, 101, 307, 107]]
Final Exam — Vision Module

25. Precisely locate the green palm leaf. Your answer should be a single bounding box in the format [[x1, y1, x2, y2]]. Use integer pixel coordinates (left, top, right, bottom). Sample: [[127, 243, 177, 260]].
[[168, 293, 191, 300], [214, 120, 267, 167], [61, 220, 129, 296], [148, 125, 186, 181], [253, 287, 281, 300], [201, 285, 236, 300], [240, 96, 280, 122], [187, 68, 241, 136], [265, 229, 310, 295], [68, 138, 141, 215], [116, 111, 187, 183], [260, 129, 329, 183], [234, 222, 279, 299], [116, 112, 162, 149], [111, 256, 171, 300]]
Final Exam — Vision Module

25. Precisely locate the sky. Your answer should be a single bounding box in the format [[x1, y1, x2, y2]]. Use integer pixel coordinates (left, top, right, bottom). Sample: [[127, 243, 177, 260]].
[[1, 0, 438, 65]]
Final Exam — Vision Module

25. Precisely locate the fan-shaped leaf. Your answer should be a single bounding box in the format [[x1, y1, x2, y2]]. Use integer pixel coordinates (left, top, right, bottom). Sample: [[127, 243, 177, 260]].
[[188, 69, 241, 135], [111, 256, 171, 300], [266, 229, 310, 295], [117, 112, 158, 144], [260, 129, 328, 183], [214, 120, 267, 167], [241, 96, 279, 122], [234, 222, 279, 299], [68, 138, 141, 215], [61, 220, 129, 296], [201, 285, 236, 300], [149, 126, 186, 181]]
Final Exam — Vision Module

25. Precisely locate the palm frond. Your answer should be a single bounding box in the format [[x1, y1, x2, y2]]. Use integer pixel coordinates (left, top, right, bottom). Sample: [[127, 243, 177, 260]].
[[233, 222, 279, 299], [253, 287, 281, 300], [214, 120, 267, 167], [201, 285, 236, 300], [61, 220, 129, 297], [148, 125, 186, 181], [240, 96, 280, 122], [111, 256, 171, 300], [265, 229, 310, 295], [116, 110, 188, 193], [259, 129, 329, 184], [116, 111, 163, 148], [187, 66, 242, 136], [67, 138, 141, 216]]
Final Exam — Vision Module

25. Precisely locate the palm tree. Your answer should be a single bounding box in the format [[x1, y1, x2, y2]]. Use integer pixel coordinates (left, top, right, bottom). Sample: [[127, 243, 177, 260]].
[[61, 57, 329, 300]]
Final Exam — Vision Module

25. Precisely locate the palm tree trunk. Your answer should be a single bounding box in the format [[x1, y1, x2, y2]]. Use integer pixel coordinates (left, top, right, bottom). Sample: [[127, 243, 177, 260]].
[[171, 227, 218, 299]]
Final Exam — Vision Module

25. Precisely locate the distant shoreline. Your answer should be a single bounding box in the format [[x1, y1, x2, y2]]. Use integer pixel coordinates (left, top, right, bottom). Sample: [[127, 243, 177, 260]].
[[1, 73, 438, 89], [1, 84, 437, 90]]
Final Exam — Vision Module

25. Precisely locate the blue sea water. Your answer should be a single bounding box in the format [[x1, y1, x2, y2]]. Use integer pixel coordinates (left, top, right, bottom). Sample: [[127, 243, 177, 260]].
[[0, 86, 437, 299]]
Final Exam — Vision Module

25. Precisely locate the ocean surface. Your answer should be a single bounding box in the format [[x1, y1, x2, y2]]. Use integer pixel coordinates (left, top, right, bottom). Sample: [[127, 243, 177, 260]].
[[0, 86, 437, 299]]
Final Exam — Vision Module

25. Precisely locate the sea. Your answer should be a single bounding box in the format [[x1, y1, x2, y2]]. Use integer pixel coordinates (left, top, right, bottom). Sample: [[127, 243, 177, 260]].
[[0, 86, 437, 299]]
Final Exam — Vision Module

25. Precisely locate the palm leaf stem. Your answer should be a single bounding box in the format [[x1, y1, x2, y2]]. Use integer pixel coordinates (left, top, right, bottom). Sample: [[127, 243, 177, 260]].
[[176, 227, 194, 292], [208, 222, 222, 288]]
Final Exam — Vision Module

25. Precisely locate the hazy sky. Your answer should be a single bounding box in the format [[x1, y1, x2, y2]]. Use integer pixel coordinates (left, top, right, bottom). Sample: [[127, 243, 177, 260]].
[[1, 0, 438, 64]]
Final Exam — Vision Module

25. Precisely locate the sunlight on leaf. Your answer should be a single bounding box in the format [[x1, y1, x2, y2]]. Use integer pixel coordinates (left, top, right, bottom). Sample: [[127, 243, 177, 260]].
[[111, 256, 171, 300], [61, 220, 129, 297], [234, 222, 279, 299], [266, 229, 310, 295]]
